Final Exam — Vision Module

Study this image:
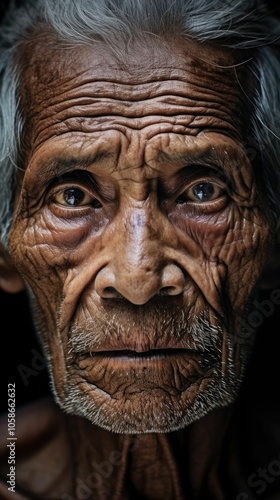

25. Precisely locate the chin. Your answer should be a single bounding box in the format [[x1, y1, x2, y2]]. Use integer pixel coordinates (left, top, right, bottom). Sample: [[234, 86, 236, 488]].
[[45, 306, 254, 433], [52, 365, 244, 434]]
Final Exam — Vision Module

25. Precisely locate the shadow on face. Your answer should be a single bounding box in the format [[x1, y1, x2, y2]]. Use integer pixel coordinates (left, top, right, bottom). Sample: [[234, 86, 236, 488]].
[[6, 32, 273, 433]]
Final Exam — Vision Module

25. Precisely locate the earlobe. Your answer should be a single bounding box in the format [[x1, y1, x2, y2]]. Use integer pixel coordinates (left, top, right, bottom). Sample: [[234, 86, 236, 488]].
[[0, 243, 25, 293]]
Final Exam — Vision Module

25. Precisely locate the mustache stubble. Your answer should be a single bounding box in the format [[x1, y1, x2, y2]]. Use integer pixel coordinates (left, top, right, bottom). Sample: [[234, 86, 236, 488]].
[[67, 300, 223, 357]]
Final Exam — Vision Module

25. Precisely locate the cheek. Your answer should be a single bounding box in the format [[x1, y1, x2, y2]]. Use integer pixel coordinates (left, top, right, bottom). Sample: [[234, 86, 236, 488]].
[[175, 204, 270, 290], [8, 217, 69, 352], [8, 205, 109, 299], [214, 207, 271, 310], [8, 214, 73, 291]]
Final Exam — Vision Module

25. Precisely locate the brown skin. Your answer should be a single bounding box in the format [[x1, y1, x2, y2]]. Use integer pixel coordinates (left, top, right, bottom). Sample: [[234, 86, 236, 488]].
[[7, 34, 272, 433]]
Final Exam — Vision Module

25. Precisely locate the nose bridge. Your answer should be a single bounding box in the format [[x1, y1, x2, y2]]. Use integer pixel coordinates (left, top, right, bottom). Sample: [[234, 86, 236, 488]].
[[116, 203, 162, 276], [95, 200, 185, 304]]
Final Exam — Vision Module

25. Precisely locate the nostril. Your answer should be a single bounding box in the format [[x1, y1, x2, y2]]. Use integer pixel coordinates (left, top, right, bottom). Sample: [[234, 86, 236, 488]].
[[158, 286, 179, 296], [103, 287, 123, 299], [160, 264, 185, 296]]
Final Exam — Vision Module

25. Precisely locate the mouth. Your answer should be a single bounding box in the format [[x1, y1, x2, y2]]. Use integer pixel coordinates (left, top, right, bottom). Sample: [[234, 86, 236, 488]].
[[74, 346, 215, 399], [81, 348, 201, 361]]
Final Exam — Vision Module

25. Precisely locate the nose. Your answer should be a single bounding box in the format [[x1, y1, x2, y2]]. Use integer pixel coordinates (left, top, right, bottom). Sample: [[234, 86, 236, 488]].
[[94, 210, 185, 305], [95, 263, 185, 304]]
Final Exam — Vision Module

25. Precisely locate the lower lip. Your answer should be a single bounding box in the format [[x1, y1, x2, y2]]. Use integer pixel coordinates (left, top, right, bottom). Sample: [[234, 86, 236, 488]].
[[75, 349, 214, 393]]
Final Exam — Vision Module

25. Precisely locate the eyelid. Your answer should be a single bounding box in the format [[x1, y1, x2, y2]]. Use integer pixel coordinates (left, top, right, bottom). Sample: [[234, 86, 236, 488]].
[[160, 165, 228, 197], [46, 176, 101, 207], [175, 172, 228, 200], [47, 170, 98, 190], [46, 169, 118, 204]]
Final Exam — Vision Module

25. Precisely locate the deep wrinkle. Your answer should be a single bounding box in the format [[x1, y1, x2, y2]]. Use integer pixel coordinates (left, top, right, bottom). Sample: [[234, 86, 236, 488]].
[[7, 34, 272, 434], [23, 139, 253, 204]]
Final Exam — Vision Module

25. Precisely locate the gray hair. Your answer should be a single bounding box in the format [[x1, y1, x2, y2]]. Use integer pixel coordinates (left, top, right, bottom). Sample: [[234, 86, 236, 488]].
[[0, 0, 280, 243]]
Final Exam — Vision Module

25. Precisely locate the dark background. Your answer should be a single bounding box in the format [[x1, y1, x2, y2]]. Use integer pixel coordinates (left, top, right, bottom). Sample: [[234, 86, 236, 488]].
[[2, 289, 51, 410]]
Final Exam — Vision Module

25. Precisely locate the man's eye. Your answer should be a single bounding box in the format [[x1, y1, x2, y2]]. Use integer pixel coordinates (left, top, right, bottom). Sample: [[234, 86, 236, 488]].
[[53, 187, 102, 208], [176, 182, 225, 204]]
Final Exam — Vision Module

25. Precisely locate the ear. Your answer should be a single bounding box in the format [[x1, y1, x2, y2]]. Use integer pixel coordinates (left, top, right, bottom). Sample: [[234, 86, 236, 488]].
[[0, 242, 25, 293]]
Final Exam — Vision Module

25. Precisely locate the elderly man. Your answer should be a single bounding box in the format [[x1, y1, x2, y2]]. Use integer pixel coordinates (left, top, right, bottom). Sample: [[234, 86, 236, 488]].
[[0, 0, 279, 498]]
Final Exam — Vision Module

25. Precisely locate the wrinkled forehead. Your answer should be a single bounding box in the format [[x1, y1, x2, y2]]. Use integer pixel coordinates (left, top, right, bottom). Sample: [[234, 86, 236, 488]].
[[17, 27, 250, 153]]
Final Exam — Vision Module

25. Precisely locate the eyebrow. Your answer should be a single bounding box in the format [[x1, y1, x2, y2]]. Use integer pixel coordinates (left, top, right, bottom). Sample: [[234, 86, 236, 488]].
[[158, 147, 234, 170], [32, 140, 245, 191], [36, 151, 113, 184]]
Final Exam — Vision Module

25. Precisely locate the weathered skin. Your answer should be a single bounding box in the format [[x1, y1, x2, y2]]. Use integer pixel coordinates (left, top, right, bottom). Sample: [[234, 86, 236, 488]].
[[8, 34, 272, 434]]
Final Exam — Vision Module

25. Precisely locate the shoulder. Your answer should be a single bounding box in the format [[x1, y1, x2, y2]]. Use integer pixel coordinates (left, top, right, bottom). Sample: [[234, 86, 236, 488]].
[[0, 397, 74, 498]]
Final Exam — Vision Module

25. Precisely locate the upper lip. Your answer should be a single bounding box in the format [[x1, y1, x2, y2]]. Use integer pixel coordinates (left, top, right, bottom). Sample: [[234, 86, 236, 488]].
[[69, 331, 218, 363], [72, 339, 204, 356], [69, 320, 210, 355]]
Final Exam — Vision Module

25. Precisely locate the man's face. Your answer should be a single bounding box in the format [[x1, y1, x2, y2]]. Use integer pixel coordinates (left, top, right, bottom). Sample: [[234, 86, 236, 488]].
[[8, 34, 271, 433]]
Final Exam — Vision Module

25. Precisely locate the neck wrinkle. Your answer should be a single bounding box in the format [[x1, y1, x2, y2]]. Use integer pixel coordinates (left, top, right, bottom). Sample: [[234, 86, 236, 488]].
[[123, 433, 185, 500], [158, 432, 185, 500]]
